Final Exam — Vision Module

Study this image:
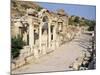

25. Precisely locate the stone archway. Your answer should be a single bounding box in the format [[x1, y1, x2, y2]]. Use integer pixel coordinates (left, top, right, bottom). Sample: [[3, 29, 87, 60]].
[[41, 15, 49, 54], [38, 9, 52, 55]]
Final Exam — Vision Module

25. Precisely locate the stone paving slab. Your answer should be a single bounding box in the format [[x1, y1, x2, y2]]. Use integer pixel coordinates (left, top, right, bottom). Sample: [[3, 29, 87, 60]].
[[12, 33, 92, 74]]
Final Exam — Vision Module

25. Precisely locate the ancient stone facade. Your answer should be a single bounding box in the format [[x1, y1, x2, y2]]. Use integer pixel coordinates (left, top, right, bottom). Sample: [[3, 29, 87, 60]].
[[11, 8, 81, 70]]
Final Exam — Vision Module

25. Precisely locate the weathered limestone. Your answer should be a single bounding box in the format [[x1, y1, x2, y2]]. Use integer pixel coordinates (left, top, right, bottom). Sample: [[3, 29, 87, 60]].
[[56, 34, 60, 48], [85, 51, 91, 58], [42, 30, 48, 55], [82, 60, 89, 66], [72, 61, 80, 70], [76, 26, 82, 36], [48, 20, 52, 48], [39, 21, 42, 54], [53, 23, 57, 49], [15, 58, 25, 68], [19, 46, 30, 57], [19, 49, 26, 58], [84, 57, 90, 61], [76, 57, 84, 65], [12, 8, 82, 70], [33, 47, 39, 59], [27, 16, 34, 51], [12, 63, 16, 70], [22, 31, 28, 44], [25, 55, 34, 63], [27, 8, 40, 60], [12, 22, 22, 37], [70, 49, 92, 70]]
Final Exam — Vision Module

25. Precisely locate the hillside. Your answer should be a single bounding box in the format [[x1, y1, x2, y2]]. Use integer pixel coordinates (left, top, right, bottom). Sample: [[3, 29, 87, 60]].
[[11, 0, 43, 17]]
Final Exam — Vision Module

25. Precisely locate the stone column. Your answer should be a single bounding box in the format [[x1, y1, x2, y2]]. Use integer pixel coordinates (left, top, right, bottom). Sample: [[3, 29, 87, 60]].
[[48, 20, 51, 48], [28, 16, 39, 61], [28, 16, 34, 52], [53, 23, 57, 50], [67, 16, 69, 26], [39, 22, 42, 54]]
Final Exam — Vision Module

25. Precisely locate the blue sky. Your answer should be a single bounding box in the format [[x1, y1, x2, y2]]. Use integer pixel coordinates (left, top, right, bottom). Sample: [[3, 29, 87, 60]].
[[37, 2, 96, 20]]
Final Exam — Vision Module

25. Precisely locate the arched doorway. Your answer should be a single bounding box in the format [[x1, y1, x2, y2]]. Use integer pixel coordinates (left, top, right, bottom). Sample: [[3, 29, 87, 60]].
[[41, 15, 50, 54]]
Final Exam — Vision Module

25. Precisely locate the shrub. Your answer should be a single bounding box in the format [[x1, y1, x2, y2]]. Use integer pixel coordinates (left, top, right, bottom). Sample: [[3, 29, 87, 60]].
[[36, 7, 43, 11], [88, 20, 96, 31], [11, 35, 25, 59]]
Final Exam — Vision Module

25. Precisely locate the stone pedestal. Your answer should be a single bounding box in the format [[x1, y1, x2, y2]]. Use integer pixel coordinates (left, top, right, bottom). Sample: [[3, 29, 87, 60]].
[[33, 48, 39, 59]]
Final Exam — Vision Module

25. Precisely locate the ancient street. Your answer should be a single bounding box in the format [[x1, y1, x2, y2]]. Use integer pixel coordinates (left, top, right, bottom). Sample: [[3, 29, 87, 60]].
[[12, 32, 92, 74]]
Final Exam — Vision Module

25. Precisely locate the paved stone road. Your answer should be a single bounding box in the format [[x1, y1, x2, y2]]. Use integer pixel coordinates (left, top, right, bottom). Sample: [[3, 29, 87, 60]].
[[12, 33, 92, 74]]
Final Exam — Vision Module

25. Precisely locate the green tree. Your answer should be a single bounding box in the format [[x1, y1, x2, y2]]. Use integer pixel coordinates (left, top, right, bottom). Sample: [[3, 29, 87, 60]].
[[36, 7, 43, 11], [88, 20, 96, 31], [74, 16, 80, 23]]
